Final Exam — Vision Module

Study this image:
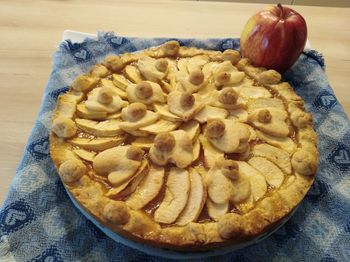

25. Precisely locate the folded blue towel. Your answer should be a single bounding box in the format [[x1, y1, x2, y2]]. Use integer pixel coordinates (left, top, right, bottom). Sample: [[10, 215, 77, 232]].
[[0, 32, 349, 261]]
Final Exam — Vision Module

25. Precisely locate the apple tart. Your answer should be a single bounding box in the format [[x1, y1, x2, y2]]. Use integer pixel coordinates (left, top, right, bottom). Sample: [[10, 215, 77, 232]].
[[50, 41, 318, 250]]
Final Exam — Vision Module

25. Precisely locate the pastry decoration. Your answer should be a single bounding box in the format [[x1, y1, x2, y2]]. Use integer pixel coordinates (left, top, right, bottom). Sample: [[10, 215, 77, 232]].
[[208, 87, 246, 109], [176, 69, 208, 93], [212, 61, 245, 87], [149, 131, 193, 168], [85, 86, 127, 114], [167, 91, 204, 121], [126, 81, 165, 105], [93, 145, 144, 186], [119, 103, 159, 133], [137, 57, 169, 81], [206, 119, 250, 153]]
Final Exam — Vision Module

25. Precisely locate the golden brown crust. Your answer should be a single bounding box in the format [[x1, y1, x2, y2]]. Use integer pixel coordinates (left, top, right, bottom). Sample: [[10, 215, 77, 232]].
[[103, 55, 126, 72], [71, 74, 99, 92], [90, 64, 110, 78], [50, 41, 318, 250], [103, 201, 130, 225], [217, 213, 243, 239], [59, 158, 87, 183], [257, 70, 282, 85], [52, 116, 77, 138], [222, 49, 241, 65]]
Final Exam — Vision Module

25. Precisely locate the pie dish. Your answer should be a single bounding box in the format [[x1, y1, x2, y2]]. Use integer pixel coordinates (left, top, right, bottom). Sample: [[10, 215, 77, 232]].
[[50, 41, 318, 250]]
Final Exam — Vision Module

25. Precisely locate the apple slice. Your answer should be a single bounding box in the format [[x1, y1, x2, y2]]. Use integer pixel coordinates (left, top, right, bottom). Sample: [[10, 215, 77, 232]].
[[112, 74, 130, 90], [69, 137, 125, 151], [108, 168, 138, 187], [160, 80, 173, 93], [245, 124, 257, 141], [195, 165, 208, 182], [236, 194, 255, 214], [139, 119, 180, 134], [76, 103, 107, 120], [114, 86, 128, 100], [166, 73, 177, 90], [100, 79, 128, 100], [187, 55, 210, 73], [75, 118, 123, 137], [248, 157, 285, 188], [229, 176, 251, 204], [202, 61, 218, 78], [154, 104, 181, 122], [125, 65, 144, 84], [177, 58, 189, 73], [73, 149, 96, 162], [256, 130, 297, 154], [179, 120, 201, 142], [192, 140, 201, 162], [154, 168, 190, 224], [131, 136, 155, 150], [195, 106, 228, 124], [199, 135, 224, 169], [228, 108, 248, 122], [206, 199, 229, 221], [105, 178, 131, 198], [126, 166, 165, 210], [236, 161, 267, 202], [105, 161, 149, 198], [106, 112, 122, 120], [239, 86, 272, 99], [100, 78, 116, 89], [117, 164, 150, 198], [207, 170, 232, 205], [252, 143, 291, 174], [247, 98, 284, 112], [176, 169, 207, 226], [125, 129, 150, 137]]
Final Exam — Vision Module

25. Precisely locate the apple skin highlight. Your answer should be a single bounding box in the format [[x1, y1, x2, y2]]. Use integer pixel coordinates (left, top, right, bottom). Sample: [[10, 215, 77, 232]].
[[240, 4, 307, 74]]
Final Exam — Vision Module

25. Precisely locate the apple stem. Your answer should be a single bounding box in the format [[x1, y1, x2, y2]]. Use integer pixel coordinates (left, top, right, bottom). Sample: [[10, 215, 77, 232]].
[[277, 3, 284, 19]]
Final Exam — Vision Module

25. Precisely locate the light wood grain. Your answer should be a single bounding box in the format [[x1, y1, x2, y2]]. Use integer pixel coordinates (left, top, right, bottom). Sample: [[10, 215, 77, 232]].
[[293, 0, 350, 7], [201, 0, 293, 4], [0, 0, 349, 205]]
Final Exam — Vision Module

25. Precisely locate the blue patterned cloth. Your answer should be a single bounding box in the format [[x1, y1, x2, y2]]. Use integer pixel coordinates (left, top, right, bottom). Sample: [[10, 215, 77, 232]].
[[0, 32, 349, 261]]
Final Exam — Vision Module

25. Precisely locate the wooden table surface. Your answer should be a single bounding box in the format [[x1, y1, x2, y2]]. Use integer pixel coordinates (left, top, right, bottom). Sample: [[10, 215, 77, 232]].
[[0, 0, 349, 205]]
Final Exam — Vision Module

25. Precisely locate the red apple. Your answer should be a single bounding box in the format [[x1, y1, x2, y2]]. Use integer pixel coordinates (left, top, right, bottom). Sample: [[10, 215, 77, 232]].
[[240, 4, 307, 73]]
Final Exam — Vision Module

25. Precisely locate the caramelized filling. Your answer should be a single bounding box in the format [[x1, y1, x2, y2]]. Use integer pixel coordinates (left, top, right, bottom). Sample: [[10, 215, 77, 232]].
[[143, 169, 169, 215], [197, 206, 211, 223]]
